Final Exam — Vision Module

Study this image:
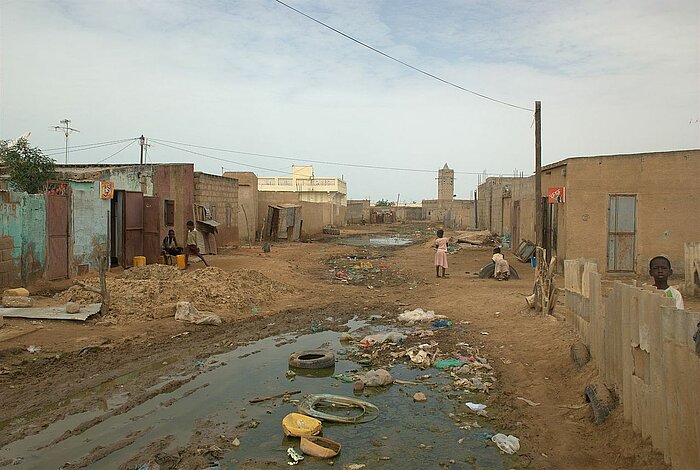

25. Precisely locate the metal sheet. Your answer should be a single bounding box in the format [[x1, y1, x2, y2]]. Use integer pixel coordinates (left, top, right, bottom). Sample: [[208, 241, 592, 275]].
[[143, 196, 160, 264], [46, 195, 69, 280], [0, 303, 101, 321]]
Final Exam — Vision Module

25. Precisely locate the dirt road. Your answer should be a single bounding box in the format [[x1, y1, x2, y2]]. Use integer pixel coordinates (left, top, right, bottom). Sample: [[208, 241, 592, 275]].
[[0, 223, 670, 469]]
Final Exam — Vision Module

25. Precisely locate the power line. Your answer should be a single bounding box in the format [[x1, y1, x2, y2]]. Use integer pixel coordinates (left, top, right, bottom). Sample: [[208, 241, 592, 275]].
[[149, 137, 514, 176], [45, 138, 138, 157], [43, 137, 136, 152], [272, 0, 533, 113], [149, 141, 292, 174], [95, 140, 138, 164]]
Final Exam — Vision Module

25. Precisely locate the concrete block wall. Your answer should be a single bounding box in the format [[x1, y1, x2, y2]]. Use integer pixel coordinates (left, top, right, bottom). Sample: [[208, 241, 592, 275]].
[[0, 235, 18, 288], [193, 173, 240, 247]]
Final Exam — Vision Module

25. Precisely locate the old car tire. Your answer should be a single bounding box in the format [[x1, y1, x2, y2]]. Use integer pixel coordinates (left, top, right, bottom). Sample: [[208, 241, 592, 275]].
[[289, 350, 336, 369], [478, 263, 520, 279]]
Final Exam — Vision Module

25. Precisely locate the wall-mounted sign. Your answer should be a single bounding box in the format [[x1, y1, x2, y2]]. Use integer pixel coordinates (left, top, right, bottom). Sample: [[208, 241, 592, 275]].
[[547, 186, 565, 203], [100, 181, 115, 199]]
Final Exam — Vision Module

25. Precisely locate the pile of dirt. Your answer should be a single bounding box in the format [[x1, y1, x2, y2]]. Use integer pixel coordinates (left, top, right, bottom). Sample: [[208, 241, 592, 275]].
[[55, 266, 290, 323]]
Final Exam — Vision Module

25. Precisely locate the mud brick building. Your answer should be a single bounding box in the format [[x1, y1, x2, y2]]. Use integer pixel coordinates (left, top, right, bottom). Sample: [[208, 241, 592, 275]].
[[193, 172, 239, 251], [223, 171, 258, 244], [346, 199, 370, 224], [478, 149, 700, 276]]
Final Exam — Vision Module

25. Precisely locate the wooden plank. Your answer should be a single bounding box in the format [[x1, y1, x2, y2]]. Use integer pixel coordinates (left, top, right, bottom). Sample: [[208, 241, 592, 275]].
[[646, 291, 666, 453]]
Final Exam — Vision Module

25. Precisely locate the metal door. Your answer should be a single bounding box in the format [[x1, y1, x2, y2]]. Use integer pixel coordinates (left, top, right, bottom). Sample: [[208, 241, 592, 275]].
[[46, 194, 69, 280], [543, 200, 558, 262], [123, 191, 144, 268], [143, 196, 160, 264], [607, 195, 636, 271]]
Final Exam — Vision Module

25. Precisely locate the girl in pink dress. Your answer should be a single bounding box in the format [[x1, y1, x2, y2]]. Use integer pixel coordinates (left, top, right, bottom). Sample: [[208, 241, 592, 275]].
[[434, 229, 449, 277]]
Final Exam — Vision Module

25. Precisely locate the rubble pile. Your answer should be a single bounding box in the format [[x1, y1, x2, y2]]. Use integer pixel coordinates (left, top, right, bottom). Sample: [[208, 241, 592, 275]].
[[55, 266, 290, 322]]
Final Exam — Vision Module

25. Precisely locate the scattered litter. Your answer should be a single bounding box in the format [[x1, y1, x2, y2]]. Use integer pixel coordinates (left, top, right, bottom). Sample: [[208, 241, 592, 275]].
[[170, 331, 190, 339], [310, 320, 325, 333], [491, 433, 520, 454], [431, 319, 453, 329], [232, 438, 240, 447], [516, 396, 541, 407], [175, 302, 221, 325], [282, 413, 322, 437], [195, 360, 204, 368], [398, 308, 440, 323], [300, 435, 341, 458], [360, 332, 406, 347], [287, 447, 304, 465], [413, 392, 427, 402], [343, 465, 366, 470], [285, 370, 297, 381], [480, 331, 490, 335], [339, 332, 353, 342], [434, 358, 466, 369], [466, 402, 487, 412], [299, 394, 379, 423], [27, 345, 41, 354], [360, 369, 393, 387]]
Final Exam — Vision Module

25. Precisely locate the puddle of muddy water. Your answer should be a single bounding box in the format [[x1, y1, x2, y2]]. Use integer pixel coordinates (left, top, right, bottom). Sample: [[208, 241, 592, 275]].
[[339, 235, 415, 247], [0, 321, 510, 469]]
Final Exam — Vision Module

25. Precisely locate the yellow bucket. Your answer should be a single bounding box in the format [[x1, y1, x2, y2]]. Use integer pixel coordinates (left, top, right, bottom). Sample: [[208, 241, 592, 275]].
[[176, 254, 186, 270], [133, 256, 146, 267]]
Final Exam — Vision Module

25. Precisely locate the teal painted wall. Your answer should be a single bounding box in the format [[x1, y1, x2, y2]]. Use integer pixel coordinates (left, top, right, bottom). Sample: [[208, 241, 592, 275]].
[[0, 192, 46, 287]]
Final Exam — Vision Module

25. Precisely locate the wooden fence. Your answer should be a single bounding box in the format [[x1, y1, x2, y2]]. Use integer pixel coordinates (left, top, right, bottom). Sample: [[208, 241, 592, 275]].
[[564, 259, 700, 469]]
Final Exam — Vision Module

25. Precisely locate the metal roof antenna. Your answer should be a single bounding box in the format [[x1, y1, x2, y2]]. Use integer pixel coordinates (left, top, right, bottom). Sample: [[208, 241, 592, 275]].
[[51, 119, 80, 164]]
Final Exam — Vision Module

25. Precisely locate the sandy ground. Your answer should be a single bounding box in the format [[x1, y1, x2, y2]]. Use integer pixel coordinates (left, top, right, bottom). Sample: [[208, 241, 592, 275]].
[[0, 222, 680, 469]]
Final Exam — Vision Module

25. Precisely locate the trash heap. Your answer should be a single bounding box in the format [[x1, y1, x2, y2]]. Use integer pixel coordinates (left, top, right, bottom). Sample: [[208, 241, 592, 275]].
[[55, 266, 290, 323], [342, 308, 497, 395], [327, 255, 409, 287]]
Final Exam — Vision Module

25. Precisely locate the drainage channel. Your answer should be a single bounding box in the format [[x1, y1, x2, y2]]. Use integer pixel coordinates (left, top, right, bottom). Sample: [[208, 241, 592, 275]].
[[338, 235, 416, 247], [0, 320, 509, 469]]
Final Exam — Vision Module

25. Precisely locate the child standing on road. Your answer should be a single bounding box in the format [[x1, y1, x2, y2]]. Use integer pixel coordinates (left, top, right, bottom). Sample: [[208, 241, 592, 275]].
[[649, 255, 684, 309], [434, 229, 449, 278]]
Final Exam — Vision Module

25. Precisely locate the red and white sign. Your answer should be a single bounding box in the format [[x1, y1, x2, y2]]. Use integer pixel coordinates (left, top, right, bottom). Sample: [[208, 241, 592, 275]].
[[100, 181, 115, 199], [547, 186, 565, 203]]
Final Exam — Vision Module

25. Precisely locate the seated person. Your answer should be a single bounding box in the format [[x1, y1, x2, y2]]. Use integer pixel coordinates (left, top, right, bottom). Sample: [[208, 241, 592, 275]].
[[649, 255, 684, 309], [492, 247, 510, 281], [162, 229, 183, 258]]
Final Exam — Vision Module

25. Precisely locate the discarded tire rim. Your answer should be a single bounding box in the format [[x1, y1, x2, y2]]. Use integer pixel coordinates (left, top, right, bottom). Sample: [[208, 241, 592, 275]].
[[289, 350, 336, 369], [298, 394, 379, 423]]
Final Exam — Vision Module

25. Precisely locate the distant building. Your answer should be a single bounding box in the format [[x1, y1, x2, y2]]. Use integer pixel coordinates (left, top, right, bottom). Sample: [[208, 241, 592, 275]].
[[422, 163, 475, 229], [257, 165, 347, 236]]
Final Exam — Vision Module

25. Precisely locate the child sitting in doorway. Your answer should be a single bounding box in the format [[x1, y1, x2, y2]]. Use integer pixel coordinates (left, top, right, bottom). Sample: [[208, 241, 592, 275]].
[[649, 255, 684, 309], [434, 229, 449, 278]]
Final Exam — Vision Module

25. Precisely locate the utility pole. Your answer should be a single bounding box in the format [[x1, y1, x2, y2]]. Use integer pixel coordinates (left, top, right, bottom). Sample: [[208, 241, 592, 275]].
[[534, 101, 542, 247], [52, 119, 80, 164], [139, 135, 146, 164]]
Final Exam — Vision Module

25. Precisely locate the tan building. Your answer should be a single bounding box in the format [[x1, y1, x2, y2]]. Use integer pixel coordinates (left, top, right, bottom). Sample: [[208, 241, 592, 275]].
[[223, 171, 258, 244], [478, 149, 700, 276], [257, 166, 347, 236], [422, 164, 476, 229], [193, 172, 240, 251], [477, 176, 535, 248], [346, 199, 370, 224]]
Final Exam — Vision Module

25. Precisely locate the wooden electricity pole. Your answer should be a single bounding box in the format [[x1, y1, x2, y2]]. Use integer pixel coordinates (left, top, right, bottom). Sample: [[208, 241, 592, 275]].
[[534, 101, 542, 247]]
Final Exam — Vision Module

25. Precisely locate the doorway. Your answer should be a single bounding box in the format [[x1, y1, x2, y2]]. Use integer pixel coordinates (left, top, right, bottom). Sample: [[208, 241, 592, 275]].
[[607, 194, 636, 272]]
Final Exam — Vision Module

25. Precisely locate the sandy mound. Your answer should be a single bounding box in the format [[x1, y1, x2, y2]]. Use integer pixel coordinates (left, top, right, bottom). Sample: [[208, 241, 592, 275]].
[[56, 266, 290, 323]]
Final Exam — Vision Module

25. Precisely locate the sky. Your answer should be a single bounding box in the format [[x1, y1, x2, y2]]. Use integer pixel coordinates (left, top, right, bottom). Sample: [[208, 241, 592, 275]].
[[1, 0, 698, 202]]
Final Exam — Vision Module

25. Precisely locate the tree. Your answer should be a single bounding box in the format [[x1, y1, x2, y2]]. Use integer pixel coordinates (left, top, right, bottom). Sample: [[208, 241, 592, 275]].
[[375, 199, 394, 207], [0, 138, 56, 193]]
